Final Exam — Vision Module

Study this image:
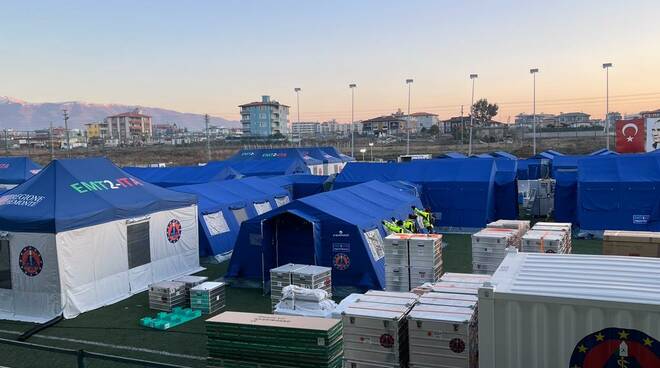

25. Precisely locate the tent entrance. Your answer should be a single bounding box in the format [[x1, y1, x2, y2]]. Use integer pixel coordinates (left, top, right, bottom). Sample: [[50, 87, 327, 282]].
[[0, 239, 11, 290], [274, 212, 317, 266]]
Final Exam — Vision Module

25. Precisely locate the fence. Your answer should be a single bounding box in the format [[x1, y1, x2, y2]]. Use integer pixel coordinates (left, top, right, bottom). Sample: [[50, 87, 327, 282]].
[[0, 337, 191, 368]]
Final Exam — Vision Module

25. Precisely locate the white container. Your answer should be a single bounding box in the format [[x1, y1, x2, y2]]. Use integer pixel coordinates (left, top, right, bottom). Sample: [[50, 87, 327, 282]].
[[479, 249, 660, 368]]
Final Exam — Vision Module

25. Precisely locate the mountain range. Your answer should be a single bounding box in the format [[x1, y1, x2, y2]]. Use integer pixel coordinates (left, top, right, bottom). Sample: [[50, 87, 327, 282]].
[[0, 96, 239, 131]]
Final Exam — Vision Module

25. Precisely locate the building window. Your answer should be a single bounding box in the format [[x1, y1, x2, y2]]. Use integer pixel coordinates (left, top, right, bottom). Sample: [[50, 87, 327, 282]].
[[0, 239, 11, 289], [232, 207, 249, 225], [259, 113, 267, 119], [127, 221, 151, 269]]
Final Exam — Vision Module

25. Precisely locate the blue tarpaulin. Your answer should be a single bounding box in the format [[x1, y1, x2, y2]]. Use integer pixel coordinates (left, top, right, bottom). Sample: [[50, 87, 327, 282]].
[[577, 154, 660, 233], [263, 175, 329, 199], [123, 162, 240, 187], [170, 177, 289, 259], [222, 158, 310, 177], [226, 181, 423, 290], [334, 159, 497, 229], [0, 156, 41, 185], [0, 158, 196, 233]]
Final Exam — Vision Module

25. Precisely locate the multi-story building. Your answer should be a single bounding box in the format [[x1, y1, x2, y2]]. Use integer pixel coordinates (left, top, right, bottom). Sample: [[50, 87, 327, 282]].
[[514, 113, 556, 127], [291, 121, 320, 137], [104, 109, 152, 142], [320, 119, 339, 136], [239, 95, 289, 137], [361, 114, 410, 136], [407, 112, 439, 131], [555, 112, 591, 126], [84, 121, 110, 139], [641, 109, 660, 118]]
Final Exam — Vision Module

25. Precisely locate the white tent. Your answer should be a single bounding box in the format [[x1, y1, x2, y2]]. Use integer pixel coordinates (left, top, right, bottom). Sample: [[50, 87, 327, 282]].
[[0, 158, 201, 322]]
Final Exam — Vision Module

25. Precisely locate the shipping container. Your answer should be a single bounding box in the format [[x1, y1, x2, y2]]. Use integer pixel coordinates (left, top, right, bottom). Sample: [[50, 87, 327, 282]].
[[479, 249, 660, 368]]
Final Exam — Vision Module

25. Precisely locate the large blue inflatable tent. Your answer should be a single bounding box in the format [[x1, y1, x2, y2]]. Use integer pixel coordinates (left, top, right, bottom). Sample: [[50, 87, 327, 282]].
[[577, 154, 660, 234], [436, 152, 467, 159], [229, 148, 325, 174], [552, 155, 583, 224], [226, 181, 423, 291], [333, 159, 497, 229], [0, 156, 41, 188], [123, 163, 240, 187], [263, 175, 330, 199], [223, 157, 310, 177], [170, 177, 290, 260], [491, 151, 517, 160], [491, 158, 519, 220]]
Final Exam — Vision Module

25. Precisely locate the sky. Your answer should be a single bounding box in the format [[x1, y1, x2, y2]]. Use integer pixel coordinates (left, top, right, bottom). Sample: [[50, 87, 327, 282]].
[[1, 0, 659, 123]]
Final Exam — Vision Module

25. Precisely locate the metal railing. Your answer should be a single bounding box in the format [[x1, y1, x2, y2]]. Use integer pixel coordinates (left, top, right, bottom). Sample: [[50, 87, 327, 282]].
[[0, 337, 192, 368]]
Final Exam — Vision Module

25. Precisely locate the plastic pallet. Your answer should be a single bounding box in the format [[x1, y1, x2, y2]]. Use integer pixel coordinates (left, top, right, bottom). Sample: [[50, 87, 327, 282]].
[[140, 307, 202, 330]]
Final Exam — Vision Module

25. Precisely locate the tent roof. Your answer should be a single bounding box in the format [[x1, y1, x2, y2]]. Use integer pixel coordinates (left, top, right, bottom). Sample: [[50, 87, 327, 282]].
[[589, 148, 619, 156], [317, 146, 355, 162], [437, 152, 467, 159], [229, 148, 323, 165], [491, 151, 518, 160], [298, 148, 343, 163], [578, 154, 660, 183], [123, 163, 240, 187], [0, 158, 196, 233], [264, 174, 329, 187], [0, 156, 42, 184], [472, 153, 494, 159], [221, 158, 310, 177]]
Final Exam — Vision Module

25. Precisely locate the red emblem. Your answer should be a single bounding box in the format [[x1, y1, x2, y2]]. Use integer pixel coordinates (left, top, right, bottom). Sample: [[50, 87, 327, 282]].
[[19, 246, 43, 277], [333, 253, 350, 271], [569, 327, 659, 367], [166, 219, 182, 243], [380, 334, 395, 348], [616, 119, 646, 153]]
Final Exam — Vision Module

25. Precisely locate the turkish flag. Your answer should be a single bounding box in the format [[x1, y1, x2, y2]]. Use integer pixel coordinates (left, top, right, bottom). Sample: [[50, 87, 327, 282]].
[[616, 118, 646, 153]]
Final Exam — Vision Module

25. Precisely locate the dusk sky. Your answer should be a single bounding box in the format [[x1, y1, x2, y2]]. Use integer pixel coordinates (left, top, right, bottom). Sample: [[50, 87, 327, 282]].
[[2, 0, 659, 123]]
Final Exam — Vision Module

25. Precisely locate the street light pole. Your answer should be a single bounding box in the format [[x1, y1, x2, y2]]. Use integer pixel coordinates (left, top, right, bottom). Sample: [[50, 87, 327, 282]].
[[349, 83, 356, 157], [602, 63, 613, 150], [204, 114, 211, 162], [63, 109, 70, 158], [530, 68, 539, 155], [294, 87, 301, 147], [468, 74, 478, 156], [406, 78, 413, 155]]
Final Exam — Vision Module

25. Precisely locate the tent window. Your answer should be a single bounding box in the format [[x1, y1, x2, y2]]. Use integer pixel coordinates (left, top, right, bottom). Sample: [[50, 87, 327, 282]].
[[232, 207, 249, 225], [127, 222, 151, 269], [0, 239, 10, 289], [254, 201, 272, 215], [204, 211, 230, 236], [274, 196, 290, 207], [364, 229, 385, 261]]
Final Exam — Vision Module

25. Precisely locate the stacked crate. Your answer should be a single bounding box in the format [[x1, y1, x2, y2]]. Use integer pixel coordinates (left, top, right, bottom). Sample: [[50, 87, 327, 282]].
[[603, 230, 660, 257], [190, 281, 225, 315], [173, 275, 208, 305], [342, 299, 412, 368], [148, 281, 186, 312], [206, 311, 343, 368], [471, 228, 518, 274], [486, 220, 530, 249], [407, 304, 478, 368], [270, 263, 307, 309], [384, 234, 442, 292], [531, 222, 572, 253], [291, 265, 332, 297]]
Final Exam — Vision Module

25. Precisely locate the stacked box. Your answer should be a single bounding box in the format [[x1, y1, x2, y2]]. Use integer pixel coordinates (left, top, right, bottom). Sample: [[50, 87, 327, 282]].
[[270, 263, 307, 309], [291, 265, 332, 296], [440, 273, 492, 285], [148, 281, 186, 312], [420, 282, 480, 296], [173, 275, 208, 305], [342, 301, 411, 368], [190, 281, 226, 315], [418, 292, 478, 309], [522, 230, 569, 254], [206, 312, 343, 368], [486, 220, 530, 248], [532, 222, 572, 253], [603, 230, 660, 257], [471, 228, 518, 274], [407, 304, 478, 368], [384, 234, 442, 292]]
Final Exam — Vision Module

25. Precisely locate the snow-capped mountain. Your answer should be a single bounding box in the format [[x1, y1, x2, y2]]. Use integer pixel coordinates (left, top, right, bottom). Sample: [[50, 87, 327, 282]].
[[0, 96, 239, 130]]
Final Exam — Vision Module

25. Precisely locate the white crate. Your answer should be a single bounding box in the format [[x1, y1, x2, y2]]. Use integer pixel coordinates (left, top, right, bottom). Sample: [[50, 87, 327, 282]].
[[522, 230, 567, 253], [440, 273, 491, 284], [418, 293, 477, 309], [148, 281, 186, 311]]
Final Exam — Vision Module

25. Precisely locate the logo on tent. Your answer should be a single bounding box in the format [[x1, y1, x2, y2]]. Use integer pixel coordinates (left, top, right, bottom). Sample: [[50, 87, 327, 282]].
[[166, 219, 182, 243], [19, 246, 43, 277], [333, 253, 350, 271], [569, 327, 659, 367]]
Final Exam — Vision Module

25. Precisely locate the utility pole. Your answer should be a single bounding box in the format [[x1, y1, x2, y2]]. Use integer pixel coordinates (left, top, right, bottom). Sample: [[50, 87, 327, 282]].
[[50, 121, 54, 161], [27, 131, 31, 157], [205, 114, 211, 162], [63, 109, 70, 158], [406, 78, 413, 155], [294, 87, 301, 147], [603, 63, 613, 150], [530, 68, 539, 155], [460, 105, 464, 152], [468, 74, 478, 156], [349, 83, 357, 157], [3, 129, 7, 152]]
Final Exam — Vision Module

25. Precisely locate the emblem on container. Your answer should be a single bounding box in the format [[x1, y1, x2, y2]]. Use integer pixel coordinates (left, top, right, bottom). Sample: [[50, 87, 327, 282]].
[[569, 327, 659, 367]]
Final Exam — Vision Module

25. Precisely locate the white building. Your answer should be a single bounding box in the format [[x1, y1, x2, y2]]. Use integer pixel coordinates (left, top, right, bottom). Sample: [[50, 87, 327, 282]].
[[104, 109, 153, 142]]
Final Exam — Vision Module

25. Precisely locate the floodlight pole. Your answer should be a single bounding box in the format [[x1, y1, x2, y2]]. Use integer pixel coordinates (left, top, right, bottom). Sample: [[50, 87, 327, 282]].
[[530, 68, 539, 155], [406, 78, 413, 155], [349, 83, 356, 157], [294, 87, 301, 147], [603, 63, 613, 150], [468, 74, 478, 156]]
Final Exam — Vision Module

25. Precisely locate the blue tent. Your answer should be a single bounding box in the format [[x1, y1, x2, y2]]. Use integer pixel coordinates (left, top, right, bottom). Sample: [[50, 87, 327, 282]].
[[223, 158, 310, 177], [0, 156, 41, 185], [334, 159, 497, 229], [518, 158, 551, 180], [226, 181, 423, 290], [263, 175, 329, 199], [229, 148, 323, 166], [491, 158, 519, 220], [491, 151, 518, 160], [0, 158, 196, 233], [437, 152, 467, 159], [123, 163, 240, 187], [589, 148, 619, 156], [385, 181, 422, 198], [317, 146, 355, 162], [471, 153, 494, 159], [577, 154, 660, 233], [170, 177, 289, 259], [552, 155, 583, 224]]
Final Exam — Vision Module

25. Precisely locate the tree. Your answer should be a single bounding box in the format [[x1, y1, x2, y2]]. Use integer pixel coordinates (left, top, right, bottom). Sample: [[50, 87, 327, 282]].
[[471, 99, 499, 126], [428, 125, 440, 136]]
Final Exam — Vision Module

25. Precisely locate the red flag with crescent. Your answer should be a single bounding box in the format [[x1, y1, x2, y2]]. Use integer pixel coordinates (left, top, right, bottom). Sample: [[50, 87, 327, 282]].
[[616, 119, 646, 153]]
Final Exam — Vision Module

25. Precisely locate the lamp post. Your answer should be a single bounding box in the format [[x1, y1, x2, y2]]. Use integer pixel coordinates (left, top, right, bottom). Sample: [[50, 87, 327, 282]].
[[359, 148, 367, 161], [406, 78, 413, 155], [368, 142, 374, 161], [602, 63, 613, 150], [294, 87, 301, 147], [468, 74, 478, 156], [63, 109, 70, 157], [349, 83, 356, 157], [530, 68, 539, 155]]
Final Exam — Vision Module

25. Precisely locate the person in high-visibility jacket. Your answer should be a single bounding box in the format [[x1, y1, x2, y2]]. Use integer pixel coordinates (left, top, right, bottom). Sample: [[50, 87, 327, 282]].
[[402, 214, 418, 233], [382, 219, 404, 234], [412, 206, 434, 233]]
